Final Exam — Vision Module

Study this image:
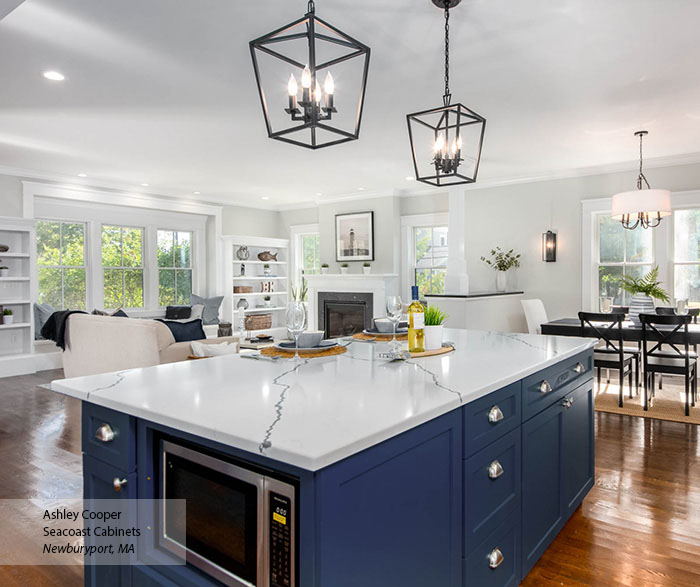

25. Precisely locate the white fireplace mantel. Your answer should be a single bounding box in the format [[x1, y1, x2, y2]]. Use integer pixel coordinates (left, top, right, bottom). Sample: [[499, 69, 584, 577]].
[[305, 274, 399, 330]]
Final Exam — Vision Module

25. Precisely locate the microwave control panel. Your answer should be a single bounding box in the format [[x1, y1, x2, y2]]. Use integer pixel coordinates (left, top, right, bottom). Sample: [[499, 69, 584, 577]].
[[269, 492, 293, 587]]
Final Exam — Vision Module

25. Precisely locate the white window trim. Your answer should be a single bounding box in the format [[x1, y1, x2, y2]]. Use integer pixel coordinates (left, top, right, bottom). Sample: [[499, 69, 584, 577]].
[[289, 223, 320, 286], [582, 190, 700, 310], [400, 213, 449, 297]]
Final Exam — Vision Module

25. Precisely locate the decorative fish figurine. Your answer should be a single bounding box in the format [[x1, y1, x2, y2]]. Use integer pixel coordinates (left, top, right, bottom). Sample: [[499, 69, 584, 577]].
[[257, 251, 278, 262]]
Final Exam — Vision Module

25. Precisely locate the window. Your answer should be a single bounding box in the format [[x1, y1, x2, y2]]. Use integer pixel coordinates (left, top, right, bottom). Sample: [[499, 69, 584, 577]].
[[414, 226, 448, 296], [597, 214, 653, 306], [673, 209, 700, 307], [102, 225, 144, 309], [299, 233, 320, 279], [36, 221, 86, 310], [157, 230, 193, 306]]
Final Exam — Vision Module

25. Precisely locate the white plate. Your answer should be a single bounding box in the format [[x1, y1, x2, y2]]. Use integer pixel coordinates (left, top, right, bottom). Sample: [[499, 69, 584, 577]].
[[275, 340, 338, 352], [363, 328, 408, 335]]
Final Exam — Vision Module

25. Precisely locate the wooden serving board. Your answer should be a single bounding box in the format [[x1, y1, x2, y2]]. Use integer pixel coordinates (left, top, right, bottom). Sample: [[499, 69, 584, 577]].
[[409, 345, 455, 358]]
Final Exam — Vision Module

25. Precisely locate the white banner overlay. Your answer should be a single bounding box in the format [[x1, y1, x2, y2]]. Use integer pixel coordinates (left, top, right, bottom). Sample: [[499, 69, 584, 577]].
[[0, 499, 186, 566]]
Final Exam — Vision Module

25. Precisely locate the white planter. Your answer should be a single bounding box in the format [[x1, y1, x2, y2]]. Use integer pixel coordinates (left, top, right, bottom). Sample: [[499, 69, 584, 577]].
[[0, 268, 8, 277], [320, 267, 329, 275], [424, 325, 444, 351], [496, 271, 507, 292], [363, 266, 371, 275], [340, 267, 349, 275], [2, 315, 13, 325], [628, 294, 655, 326]]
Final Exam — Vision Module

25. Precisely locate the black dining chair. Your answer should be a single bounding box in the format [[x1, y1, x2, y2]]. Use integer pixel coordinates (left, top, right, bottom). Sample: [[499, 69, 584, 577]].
[[656, 306, 700, 323], [579, 312, 639, 407], [612, 305, 630, 317], [640, 313, 698, 416]]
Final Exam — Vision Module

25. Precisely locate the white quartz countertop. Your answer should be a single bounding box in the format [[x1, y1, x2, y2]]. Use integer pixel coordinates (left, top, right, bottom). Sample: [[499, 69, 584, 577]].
[[51, 329, 596, 471]]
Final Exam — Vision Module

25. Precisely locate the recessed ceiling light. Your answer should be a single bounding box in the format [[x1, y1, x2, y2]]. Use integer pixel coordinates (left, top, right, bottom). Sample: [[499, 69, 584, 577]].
[[405, 176, 415, 181], [77, 173, 87, 178], [43, 71, 65, 81], [193, 191, 200, 195], [261, 196, 270, 200], [357, 187, 365, 191], [315, 192, 322, 196], [141, 183, 149, 187]]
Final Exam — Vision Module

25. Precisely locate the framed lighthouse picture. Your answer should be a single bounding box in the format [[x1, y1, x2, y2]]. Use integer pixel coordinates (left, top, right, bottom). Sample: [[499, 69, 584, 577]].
[[335, 211, 374, 262]]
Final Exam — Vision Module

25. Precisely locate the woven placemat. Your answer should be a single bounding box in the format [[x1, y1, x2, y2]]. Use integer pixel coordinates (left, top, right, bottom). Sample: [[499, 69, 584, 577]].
[[352, 332, 408, 342], [260, 345, 348, 359]]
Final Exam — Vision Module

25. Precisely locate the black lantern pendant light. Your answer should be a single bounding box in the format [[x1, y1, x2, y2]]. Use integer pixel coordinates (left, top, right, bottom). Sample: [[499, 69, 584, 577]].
[[249, 1, 370, 149], [406, 0, 486, 186], [407, 0, 486, 186]]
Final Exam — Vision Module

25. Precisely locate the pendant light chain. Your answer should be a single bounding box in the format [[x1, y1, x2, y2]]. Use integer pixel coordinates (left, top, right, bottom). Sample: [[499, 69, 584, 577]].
[[307, 0, 315, 13], [637, 132, 651, 190], [443, 1, 451, 106]]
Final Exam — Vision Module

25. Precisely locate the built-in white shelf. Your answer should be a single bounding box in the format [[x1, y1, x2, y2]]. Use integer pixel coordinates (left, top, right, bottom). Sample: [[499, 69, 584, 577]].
[[0, 300, 31, 305], [233, 260, 285, 265], [234, 306, 286, 314], [233, 276, 286, 281], [0, 277, 30, 282], [0, 322, 31, 330], [0, 253, 30, 258], [233, 291, 288, 297]]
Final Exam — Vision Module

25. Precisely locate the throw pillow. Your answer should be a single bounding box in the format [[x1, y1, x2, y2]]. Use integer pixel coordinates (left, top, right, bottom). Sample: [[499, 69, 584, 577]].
[[169, 304, 204, 323], [157, 318, 206, 343], [33, 303, 55, 340], [91, 308, 108, 316], [165, 305, 191, 320], [112, 309, 129, 318], [190, 294, 223, 325], [190, 340, 239, 357]]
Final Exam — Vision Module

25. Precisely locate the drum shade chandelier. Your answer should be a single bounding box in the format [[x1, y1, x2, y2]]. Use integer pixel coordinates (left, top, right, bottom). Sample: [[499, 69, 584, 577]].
[[611, 131, 671, 230], [406, 0, 486, 186], [249, 0, 370, 149]]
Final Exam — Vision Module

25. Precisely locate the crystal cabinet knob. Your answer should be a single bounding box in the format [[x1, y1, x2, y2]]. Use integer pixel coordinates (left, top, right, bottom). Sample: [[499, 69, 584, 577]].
[[488, 547, 504, 569], [95, 424, 115, 443], [113, 477, 128, 492], [573, 362, 585, 374], [488, 460, 504, 480], [539, 380, 552, 394], [562, 397, 574, 409], [488, 405, 504, 424]]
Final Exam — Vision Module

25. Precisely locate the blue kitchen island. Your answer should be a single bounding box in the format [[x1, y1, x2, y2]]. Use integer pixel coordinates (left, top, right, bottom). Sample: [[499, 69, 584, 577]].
[[51, 329, 597, 587]]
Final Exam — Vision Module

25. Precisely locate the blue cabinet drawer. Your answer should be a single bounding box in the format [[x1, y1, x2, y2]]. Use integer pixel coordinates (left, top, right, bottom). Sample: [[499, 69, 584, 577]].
[[83, 403, 136, 472], [464, 508, 520, 587], [522, 351, 593, 420], [464, 427, 521, 554], [463, 382, 521, 457]]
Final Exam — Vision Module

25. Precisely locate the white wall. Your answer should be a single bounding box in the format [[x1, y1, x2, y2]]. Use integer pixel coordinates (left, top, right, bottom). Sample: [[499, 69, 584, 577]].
[[0, 173, 27, 217], [221, 205, 281, 238]]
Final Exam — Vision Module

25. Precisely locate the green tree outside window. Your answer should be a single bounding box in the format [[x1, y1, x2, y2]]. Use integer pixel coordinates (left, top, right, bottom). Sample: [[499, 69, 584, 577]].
[[102, 225, 144, 309], [37, 220, 86, 310], [157, 230, 193, 306]]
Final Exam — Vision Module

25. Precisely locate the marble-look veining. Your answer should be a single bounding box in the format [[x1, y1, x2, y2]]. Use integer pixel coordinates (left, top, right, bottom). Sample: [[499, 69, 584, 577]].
[[50, 329, 596, 471]]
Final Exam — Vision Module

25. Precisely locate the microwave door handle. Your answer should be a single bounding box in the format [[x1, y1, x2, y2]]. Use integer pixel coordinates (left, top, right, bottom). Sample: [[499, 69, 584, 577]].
[[259, 478, 268, 587]]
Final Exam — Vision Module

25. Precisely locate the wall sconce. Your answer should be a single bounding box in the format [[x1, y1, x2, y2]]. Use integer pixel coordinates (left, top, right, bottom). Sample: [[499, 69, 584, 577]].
[[542, 230, 557, 262]]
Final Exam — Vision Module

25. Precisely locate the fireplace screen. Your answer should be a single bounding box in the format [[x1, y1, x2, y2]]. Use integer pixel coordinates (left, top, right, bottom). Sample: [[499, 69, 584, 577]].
[[318, 291, 373, 338]]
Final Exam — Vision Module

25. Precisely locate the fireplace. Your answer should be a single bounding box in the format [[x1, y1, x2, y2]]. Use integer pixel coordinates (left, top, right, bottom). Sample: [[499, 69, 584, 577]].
[[318, 292, 373, 338]]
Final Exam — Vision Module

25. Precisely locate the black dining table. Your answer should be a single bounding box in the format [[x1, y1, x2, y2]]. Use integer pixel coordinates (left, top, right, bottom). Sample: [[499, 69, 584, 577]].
[[541, 318, 700, 344]]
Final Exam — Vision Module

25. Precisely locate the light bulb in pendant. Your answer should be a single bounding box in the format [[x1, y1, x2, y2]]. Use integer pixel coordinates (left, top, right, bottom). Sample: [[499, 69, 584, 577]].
[[324, 72, 334, 95], [434, 135, 445, 155], [301, 65, 312, 89], [314, 80, 322, 103], [287, 74, 298, 96]]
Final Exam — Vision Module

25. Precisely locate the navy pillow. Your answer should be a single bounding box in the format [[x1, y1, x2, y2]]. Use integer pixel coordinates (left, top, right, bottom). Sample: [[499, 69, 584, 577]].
[[157, 318, 206, 343], [112, 309, 129, 318], [165, 305, 191, 320]]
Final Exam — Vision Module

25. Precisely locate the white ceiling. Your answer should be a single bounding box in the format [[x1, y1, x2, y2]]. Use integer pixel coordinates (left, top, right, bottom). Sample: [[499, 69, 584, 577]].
[[1, 0, 699, 208]]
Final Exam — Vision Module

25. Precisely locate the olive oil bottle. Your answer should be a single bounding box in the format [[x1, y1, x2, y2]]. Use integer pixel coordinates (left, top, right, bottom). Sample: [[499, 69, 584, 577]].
[[407, 285, 425, 353]]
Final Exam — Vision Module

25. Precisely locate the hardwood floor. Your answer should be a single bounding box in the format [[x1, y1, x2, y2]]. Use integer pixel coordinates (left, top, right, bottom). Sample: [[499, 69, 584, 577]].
[[1, 371, 699, 586]]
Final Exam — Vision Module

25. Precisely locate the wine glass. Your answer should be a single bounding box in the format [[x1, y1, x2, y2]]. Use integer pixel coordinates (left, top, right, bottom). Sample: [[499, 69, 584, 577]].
[[386, 296, 403, 352], [286, 301, 306, 361]]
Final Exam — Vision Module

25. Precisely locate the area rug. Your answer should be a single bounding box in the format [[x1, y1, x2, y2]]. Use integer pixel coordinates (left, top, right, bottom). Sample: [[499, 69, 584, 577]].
[[595, 378, 700, 425]]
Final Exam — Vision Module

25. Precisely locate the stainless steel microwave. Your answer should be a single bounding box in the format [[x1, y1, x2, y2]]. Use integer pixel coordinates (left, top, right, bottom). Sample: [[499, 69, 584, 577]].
[[159, 440, 296, 587]]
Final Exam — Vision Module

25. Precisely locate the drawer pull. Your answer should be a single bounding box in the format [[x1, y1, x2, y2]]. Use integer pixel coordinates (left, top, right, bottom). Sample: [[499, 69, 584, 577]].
[[95, 424, 115, 443], [539, 380, 552, 394], [488, 547, 504, 569], [488, 460, 504, 480], [562, 397, 574, 409], [573, 362, 585, 374], [113, 477, 128, 492], [488, 405, 504, 424]]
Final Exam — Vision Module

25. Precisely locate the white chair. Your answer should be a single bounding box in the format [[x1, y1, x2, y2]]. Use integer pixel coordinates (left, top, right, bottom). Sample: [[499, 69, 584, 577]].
[[521, 299, 549, 335]]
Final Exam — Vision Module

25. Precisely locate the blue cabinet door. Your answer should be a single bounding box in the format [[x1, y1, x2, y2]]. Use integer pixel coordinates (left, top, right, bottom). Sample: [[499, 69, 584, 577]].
[[521, 399, 565, 577], [83, 454, 136, 587], [562, 383, 595, 514]]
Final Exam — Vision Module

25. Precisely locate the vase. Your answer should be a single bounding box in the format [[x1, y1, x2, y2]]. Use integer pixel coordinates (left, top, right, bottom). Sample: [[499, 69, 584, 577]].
[[321, 267, 329, 275], [424, 325, 444, 351], [0, 268, 8, 277], [628, 294, 655, 326], [496, 271, 507, 292], [340, 267, 348, 275], [2, 315, 13, 325], [363, 266, 371, 275], [236, 246, 249, 261]]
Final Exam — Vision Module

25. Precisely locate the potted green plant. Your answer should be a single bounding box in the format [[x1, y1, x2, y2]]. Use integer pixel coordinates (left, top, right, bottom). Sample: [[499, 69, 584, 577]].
[[424, 305, 448, 350], [0, 265, 8, 277], [321, 263, 329, 275], [2, 308, 13, 325], [620, 266, 670, 325], [263, 295, 272, 308], [480, 247, 521, 292], [340, 263, 349, 275], [363, 262, 371, 275], [263, 263, 271, 277]]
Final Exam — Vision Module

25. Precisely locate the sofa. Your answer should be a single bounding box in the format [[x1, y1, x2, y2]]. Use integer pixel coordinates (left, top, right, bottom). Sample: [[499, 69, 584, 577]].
[[62, 314, 238, 378]]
